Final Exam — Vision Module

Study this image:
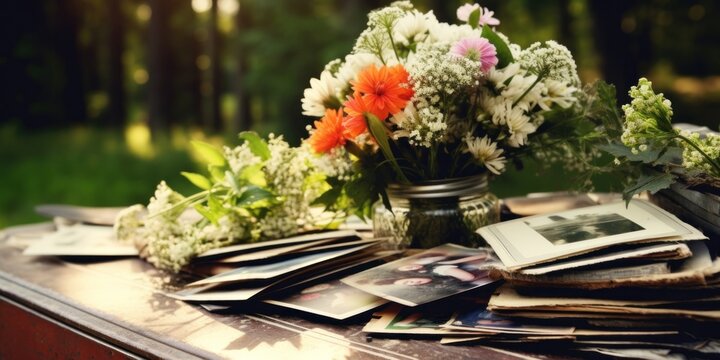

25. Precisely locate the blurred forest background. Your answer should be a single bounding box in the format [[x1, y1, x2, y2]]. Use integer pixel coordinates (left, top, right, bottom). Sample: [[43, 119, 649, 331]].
[[2, 0, 719, 227]]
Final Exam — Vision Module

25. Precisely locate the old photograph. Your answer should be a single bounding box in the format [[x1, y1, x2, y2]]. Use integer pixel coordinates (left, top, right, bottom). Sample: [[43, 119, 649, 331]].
[[477, 200, 706, 270], [342, 244, 498, 306], [526, 213, 645, 245], [266, 279, 387, 320]]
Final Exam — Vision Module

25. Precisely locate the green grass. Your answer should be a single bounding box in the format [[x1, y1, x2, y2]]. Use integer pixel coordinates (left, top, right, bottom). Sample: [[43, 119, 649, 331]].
[[0, 125, 200, 228]]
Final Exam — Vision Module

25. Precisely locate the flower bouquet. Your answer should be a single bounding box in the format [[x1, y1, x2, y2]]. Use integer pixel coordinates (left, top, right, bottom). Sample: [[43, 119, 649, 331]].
[[302, 1, 586, 248]]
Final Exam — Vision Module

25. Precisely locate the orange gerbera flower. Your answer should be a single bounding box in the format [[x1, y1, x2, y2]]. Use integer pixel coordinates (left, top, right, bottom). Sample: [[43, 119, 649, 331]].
[[308, 109, 347, 153], [342, 91, 387, 139], [352, 64, 414, 116]]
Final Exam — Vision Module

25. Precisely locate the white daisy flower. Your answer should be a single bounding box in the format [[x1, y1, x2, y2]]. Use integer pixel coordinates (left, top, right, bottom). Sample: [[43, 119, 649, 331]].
[[427, 22, 478, 45], [394, 10, 436, 46], [487, 63, 521, 89], [501, 72, 544, 109], [464, 135, 506, 174], [505, 111, 537, 147], [539, 79, 577, 110], [301, 70, 342, 117]]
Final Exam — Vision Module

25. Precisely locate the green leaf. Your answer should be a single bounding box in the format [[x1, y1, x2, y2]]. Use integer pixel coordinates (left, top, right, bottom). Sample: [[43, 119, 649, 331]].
[[365, 113, 409, 183], [225, 171, 242, 194], [239, 163, 266, 187], [191, 140, 226, 167], [237, 186, 274, 206], [208, 165, 226, 183], [312, 186, 343, 209], [207, 192, 225, 216], [195, 204, 219, 224], [598, 143, 662, 164], [622, 171, 675, 204], [481, 25, 513, 68], [653, 146, 683, 166], [238, 131, 271, 161], [468, 8, 481, 29], [180, 171, 212, 190]]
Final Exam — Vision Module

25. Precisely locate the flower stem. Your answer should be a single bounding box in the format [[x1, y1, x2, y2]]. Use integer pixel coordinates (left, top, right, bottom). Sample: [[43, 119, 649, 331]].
[[385, 27, 401, 63], [147, 190, 212, 219], [429, 144, 438, 178], [512, 73, 545, 107]]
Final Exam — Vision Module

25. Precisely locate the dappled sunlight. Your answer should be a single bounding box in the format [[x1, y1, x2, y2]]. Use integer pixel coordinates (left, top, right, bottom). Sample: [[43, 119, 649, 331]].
[[672, 76, 720, 98], [205, 325, 354, 360], [125, 122, 155, 159], [186, 131, 226, 165]]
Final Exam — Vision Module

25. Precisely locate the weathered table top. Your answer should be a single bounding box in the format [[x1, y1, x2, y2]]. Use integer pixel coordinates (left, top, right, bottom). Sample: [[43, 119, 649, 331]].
[[0, 223, 555, 360]]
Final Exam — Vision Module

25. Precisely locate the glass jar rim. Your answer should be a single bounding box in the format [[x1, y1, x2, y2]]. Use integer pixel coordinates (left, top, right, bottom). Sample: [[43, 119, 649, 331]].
[[386, 174, 489, 199]]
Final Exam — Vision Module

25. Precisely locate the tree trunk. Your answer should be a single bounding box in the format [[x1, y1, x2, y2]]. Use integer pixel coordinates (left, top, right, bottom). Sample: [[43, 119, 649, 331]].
[[588, 0, 641, 104], [107, 0, 126, 128], [231, 2, 252, 134], [148, 0, 171, 135], [558, 0, 575, 56], [55, 0, 87, 126], [207, 0, 223, 133]]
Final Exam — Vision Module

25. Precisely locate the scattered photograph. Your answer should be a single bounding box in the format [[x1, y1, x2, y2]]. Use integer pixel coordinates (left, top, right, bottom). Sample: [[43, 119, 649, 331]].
[[190, 243, 374, 286], [22, 224, 138, 256], [265, 279, 387, 320], [444, 307, 574, 334], [362, 304, 467, 335], [342, 244, 499, 306], [170, 283, 269, 302], [197, 230, 360, 259], [526, 213, 644, 245]]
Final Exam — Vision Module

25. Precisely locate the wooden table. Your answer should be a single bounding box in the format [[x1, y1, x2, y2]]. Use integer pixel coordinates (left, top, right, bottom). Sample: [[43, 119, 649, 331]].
[[0, 223, 552, 360]]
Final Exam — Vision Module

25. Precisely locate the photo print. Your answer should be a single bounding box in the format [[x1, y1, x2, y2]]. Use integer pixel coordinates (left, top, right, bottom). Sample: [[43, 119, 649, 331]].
[[342, 244, 499, 306], [525, 212, 645, 245], [265, 279, 386, 320]]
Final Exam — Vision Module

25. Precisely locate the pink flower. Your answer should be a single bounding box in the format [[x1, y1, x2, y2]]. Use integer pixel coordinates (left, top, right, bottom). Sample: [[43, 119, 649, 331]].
[[456, 3, 500, 27], [450, 37, 498, 73]]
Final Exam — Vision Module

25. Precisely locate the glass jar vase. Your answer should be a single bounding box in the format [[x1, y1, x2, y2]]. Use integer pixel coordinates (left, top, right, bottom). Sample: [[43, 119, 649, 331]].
[[372, 174, 500, 249]]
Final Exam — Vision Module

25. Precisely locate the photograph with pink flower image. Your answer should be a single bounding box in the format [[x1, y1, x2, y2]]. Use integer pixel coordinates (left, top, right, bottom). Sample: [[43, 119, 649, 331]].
[[342, 244, 498, 306]]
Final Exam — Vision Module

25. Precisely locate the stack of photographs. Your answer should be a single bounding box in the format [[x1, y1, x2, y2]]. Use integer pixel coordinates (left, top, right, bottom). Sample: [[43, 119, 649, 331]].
[[359, 201, 720, 358], [171, 230, 402, 320], [442, 199, 720, 356]]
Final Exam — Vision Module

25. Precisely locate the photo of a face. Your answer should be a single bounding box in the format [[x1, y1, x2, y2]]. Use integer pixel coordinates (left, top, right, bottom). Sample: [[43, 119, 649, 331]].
[[394, 277, 432, 286], [341, 244, 498, 307], [526, 212, 645, 245]]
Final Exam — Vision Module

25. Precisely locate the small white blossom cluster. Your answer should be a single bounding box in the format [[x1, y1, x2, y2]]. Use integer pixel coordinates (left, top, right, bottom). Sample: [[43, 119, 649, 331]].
[[115, 136, 337, 272], [681, 132, 720, 175], [224, 143, 261, 174], [620, 78, 676, 154], [353, 5, 405, 63], [116, 181, 246, 272], [403, 45, 481, 147], [259, 135, 325, 239], [517, 41, 580, 86], [306, 143, 353, 181]]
